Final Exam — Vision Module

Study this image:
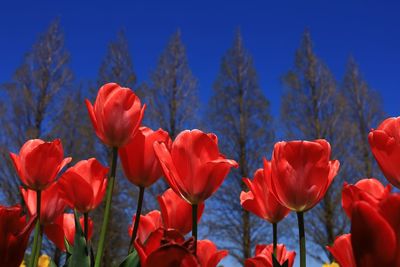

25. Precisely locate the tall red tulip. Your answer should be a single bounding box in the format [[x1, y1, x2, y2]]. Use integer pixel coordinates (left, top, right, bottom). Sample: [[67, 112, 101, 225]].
[[326, 234, 356, 267], [119, 127, 172, 187], [59, 158, 108, 213], [44, 213, 93, 251], [157, 189, 205, 235], [154, 129, 238, 204], [270, 139, 340, 212], [129, 210, 163, 244], [85, 82, 145, 147], [369, 117, 400, 188], [342, 178, 391, 219], [241, 159, 290, 224], [245, 244, 296, 267], [197, 240, 228, 267], [10, 139, 71, 191], [0, 205, 36, 267], [21, 182, 66, 225]]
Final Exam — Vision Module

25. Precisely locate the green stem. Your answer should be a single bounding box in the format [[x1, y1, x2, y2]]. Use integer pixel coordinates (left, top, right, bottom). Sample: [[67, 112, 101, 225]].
[[297, 212, 306, 267], [29, 190, 41, 267], [128, 186, 145, 254], [33, 229, 43, 265], [95, 147, 118, 267], [273, 222, 277, 257], [192, 204, 198, 255], [84, 212, 89, 241]]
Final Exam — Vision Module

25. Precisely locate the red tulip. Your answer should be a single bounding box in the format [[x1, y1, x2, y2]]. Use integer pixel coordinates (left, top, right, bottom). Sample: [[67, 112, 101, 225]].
[[326, 234, 356, 267], [85, 82, 145, 147], [270, 139, 340, 212], [21, 182, 66, 225], [119, 127, 172, 187], [44, 213, 93, 251], [154, 130, 238, 204], [157, 188, 205, 235], [245, 244, 295, 267], [10, 139, 71, 191], [197, 240, 228, 267], [369, 117, 400, 188], [351, 194, 400, 267], [129, 210, 163, 244], [134, 228, 199, 267], [241, 159, 290, 223], [0, 205, 36, 267], [59, 158, 108, 213], [342, 178, 391, 219]]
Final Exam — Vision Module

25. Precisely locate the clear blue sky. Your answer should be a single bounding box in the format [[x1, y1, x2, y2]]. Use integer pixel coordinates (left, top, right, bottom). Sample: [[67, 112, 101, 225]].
[[1, 1, 399, 266]]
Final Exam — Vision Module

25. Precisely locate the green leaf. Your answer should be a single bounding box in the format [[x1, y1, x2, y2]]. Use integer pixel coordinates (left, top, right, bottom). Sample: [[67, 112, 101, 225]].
[[272, 253, 289, 267], [67, 210, 90, 267], [119, 249, 140, 267], [50, 259, 58, 267]]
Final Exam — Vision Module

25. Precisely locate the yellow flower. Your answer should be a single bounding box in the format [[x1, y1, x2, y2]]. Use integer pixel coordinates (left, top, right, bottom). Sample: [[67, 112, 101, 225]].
[[38, 254, 51, 267], [322, 263, 340, 267], [19, 260, 26, 267]]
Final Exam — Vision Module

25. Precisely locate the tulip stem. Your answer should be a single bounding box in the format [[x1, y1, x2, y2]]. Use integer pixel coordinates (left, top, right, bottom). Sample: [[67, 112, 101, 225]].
[[84, 212, 89, 241], [192, 204, 198, 255], [273, 223, 277, 257], [128, 186, 145, 253], [297, 212, 306, 267], [29, 190, 41, 267], [95, 147, 118, 267]]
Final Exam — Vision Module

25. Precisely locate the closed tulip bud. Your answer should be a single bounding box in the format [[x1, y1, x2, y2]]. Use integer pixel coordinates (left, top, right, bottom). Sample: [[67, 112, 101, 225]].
[[128, 210, 163, 244], [10, 139, 71, 191], [119, 127, 172, 187], [154, 129, 238, 204], [59, 158, 108, 213], [196, 240, 228, 267], [85, 83, 145, 147], [44, 213, 93, 251], [326, 234, 356, 267], [270, 139, 340, 212]]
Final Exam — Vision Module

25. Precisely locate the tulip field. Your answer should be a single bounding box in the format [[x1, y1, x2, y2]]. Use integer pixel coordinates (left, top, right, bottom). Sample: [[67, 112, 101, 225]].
[[1, 82, 399, 267]]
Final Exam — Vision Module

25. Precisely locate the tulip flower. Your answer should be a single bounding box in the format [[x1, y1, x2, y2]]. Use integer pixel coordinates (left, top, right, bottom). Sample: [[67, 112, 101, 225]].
[[369, 117, 400, 188], [0, 205, 36, 267], [119, 127, 172, 187], [154, 129, 238, 253], [59, 158, 108, 213], [351, 194, 400, 267], [10, 139, 71, 191], [342, 178, 391, 219], [244, 244, 296, 267], [196, 240, 228, 267], [270, 139, 339, 267], [44, 213, 93, 251], [21, 182, 66, 226], [158, 189, 205, 235], [128, 210, 163, 244], [326, 234, 356, 267], [85, 82, 145, 148]]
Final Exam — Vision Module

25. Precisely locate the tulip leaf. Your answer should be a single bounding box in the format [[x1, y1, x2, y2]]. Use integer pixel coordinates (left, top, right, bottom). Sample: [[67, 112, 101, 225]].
[[67, 210, 90, 267], [50, 259, 58, 267], [272, 253, 288, 267], [119, 249, 140, 267]]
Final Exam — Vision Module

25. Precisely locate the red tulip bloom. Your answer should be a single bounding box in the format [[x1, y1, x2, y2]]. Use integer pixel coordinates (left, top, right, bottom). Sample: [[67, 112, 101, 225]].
[[59, 158, 108, 213], [134, 228, 199, 267], [241, 159, 290, 224], [342, 178, 391, 219], [157, 188, 205, 235], [44, 213, 93, 251], [86, 83, 145, 147], [270, 140, 340, 212], [21, 182, 66, 225], [10, 139, 71, 191], [369, 117, 400, 188], [129, 210, 163, 244], [154, 130, 238, 204], [119, 127, 172, 187], [0, 205, 36, 267], [197, 240, 228, 267], [326, 234, 356, 267], [245, 244, 296, 267], [351, 194, 400, 267]]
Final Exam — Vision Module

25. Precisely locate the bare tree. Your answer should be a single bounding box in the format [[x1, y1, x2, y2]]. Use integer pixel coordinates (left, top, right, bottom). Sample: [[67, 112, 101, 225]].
[[281, 30, 350, 262], [206, 31, 275, 264]]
